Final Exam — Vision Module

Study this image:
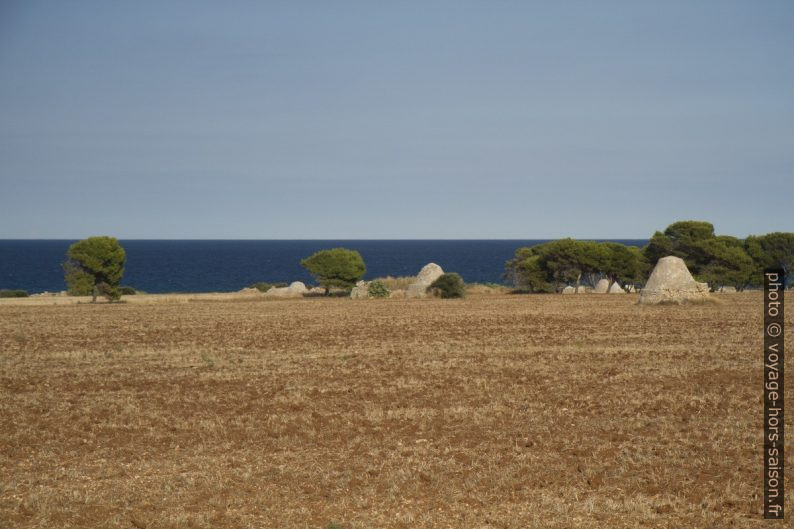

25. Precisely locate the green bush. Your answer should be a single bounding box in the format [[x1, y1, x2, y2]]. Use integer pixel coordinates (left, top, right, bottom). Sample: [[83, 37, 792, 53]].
[[367, 279, 390, 298], [249, 282, 273, 292], [0, 289, 29, 298], [118, 286, 137, 295], [248, 282, 287, 292], [429, 273, 466, 298]]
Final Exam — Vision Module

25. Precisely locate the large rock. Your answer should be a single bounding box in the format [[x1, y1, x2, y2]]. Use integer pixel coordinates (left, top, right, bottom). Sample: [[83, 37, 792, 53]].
[[406, 263, 444, 298], [608, 282, 626, 294], [575, 285, 589, 293], [288, 281, 307, 293], [263, 281, 308, 298], [350, 280, 370, 299], [639, 256, 710, 305], [718, 286, 737, 293], [562, 286, 575, 294], [593, 279, 609, 293]]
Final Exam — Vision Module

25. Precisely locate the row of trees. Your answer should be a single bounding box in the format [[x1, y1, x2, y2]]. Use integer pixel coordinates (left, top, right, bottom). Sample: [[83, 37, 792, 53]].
[[505, 239, 648, 293], [644, 221, 793, 290], [62, 224, 792, 301], [505, 221, 794, 292]]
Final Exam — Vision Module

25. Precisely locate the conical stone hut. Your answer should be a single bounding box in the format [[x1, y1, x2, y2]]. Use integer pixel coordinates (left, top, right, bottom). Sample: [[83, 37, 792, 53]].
[[639, 256, 709, 304]]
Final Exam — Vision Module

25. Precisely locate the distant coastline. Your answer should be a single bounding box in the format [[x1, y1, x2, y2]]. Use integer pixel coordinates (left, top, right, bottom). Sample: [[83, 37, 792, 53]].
[[0, 239, 647, 294]]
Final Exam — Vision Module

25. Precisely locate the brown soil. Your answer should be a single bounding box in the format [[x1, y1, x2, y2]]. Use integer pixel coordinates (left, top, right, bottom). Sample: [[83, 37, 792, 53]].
[[0, 293, 789, 528]]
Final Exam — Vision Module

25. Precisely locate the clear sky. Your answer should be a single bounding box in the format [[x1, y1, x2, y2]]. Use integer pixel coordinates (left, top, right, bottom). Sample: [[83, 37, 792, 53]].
[[0, 1, 792, 239]]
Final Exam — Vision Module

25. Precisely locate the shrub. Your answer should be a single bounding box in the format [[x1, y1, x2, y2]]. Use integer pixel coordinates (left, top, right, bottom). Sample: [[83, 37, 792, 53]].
[[118, 286, 137, 295], [429, 273, 466, 298], [249, 282, 288, 292], [0, 289, 28, 298], [300, 248, 366, 294], [249, 282, 273, 292], [367, 279, 390, 298]]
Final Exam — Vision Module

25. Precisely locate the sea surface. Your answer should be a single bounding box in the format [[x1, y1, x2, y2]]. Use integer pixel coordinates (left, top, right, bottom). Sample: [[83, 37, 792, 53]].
[[0, 240, 647, 294]]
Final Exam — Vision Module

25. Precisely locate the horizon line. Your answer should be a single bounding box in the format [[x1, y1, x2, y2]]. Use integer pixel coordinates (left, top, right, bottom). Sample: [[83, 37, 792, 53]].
[[0, 237, 651, 241]]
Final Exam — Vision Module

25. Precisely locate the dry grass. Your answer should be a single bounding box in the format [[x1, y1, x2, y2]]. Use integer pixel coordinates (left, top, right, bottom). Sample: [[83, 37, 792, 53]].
[[373, 276, 416, 291], [0, 292, 790, 528]]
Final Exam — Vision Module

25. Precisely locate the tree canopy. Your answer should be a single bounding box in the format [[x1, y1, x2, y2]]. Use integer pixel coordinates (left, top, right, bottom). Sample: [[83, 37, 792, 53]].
[[643, 221, 793, 290], [64, 236, 126, 301], [300, 248, 366, 293], [506, 220, 792, 292], [505, 239, 648, 292]]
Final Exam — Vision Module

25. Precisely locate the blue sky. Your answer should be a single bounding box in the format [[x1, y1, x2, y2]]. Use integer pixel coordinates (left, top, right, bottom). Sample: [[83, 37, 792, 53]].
[[0, 1, 792, 238]]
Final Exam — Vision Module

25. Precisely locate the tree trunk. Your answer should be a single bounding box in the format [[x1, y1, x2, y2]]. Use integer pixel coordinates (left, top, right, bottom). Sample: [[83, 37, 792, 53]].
[[92, 284, 98, 303]]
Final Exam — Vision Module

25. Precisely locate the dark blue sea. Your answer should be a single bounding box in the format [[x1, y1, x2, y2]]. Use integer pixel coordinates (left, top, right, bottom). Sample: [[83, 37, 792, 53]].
[[0, 240, 647, 294]]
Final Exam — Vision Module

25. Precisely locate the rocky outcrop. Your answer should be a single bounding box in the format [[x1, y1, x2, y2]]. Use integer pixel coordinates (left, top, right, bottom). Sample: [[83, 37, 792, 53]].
[[264, 281, 308, 298], [406, 263, 444, 298], [562, 286, 575, 294], [639, 256, 710, 305], [608, 282, 626, 294], [350, 280, 370, 299]]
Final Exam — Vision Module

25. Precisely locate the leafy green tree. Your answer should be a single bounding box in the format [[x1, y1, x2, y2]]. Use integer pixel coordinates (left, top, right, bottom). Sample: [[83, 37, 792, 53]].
[[599, 242, 649, 289], [64, 236, 126, 301], [664, 220, 715, 245], [64, 264, 95, 296], [666, 221, 715, 274], [429, 272, 466, 298], [300, 248, 366, 294], [505, 239, 645, 292], [643, 231, 674, 266], [505, 251, 554, 292], [745, 232, 794, 287], [695, 236, 755, 290], [643, 220, 792, 289], [532, 239, 603, 290], [505, 240, 579, 292]]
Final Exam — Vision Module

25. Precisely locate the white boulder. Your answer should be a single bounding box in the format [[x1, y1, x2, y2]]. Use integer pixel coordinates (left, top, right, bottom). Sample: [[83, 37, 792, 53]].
[[406, 263, 444, 298], [350, 280, 370, 299], [264, 281, 308, 298]]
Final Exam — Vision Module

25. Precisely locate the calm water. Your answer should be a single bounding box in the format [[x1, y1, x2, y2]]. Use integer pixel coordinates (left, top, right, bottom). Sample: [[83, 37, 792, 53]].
[[0, 240, 647, 293]]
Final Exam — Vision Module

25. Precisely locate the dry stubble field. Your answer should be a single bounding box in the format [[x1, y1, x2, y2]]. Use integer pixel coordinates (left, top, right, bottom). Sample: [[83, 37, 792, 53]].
[[0, 292, 790, 528]]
